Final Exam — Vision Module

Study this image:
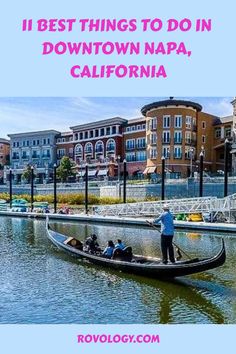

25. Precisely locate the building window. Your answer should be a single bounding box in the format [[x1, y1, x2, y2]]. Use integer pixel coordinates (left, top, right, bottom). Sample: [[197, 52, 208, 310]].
[[163, 115, 170, 128], [84, 131, 88, 139], [95, 141, 104, 155], [112, 126, 116, 134], [150, 133, 157, 145], [106, 139, 116, 154], [185, 131, 192, 144], [42, 149, 50, 158], [131, 126, 136, 131], [202, 121, 206, 129], [162, 147, 170, 158], [136, 137, 146, 148], [186, 116, 192, 129], [126, 127, 131, 132], [85, 142, 93, 156], [174, 131, 182, 144], [136, 150, 147, 161], [162, 131, 170, 143], [137, 125, 141, 130], [125, 139, 135, 150], [174, 115, 182, 128], [150, 117, 157, 130], [215, 128, 221, 138], [89, 131, 94, 138], [43, 138, 47, 144], [174, 146, 182, 159], [202, 135, 206, 143], [150, 147, 157, 159], [33, 140, 36, 146], [125, 152, 136, 162], [75, 143, 83, 157], [57, 149, 65, 158], [185, 147, 195, 160], [106, 127, 111, 135], [79, 132, 83, 140], [225, 127, 231, 138], [142, 124, 146, 130]]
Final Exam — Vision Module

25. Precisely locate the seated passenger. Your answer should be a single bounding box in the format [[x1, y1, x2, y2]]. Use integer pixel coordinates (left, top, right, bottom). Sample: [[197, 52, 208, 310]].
[[84, 234, 100, 254], [102, 240, 115, 258], [115, 239, 125, 250]]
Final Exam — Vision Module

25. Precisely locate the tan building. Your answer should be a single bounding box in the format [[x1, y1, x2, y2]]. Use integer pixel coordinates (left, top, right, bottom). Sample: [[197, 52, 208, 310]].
[[141, 99, 220, 178]]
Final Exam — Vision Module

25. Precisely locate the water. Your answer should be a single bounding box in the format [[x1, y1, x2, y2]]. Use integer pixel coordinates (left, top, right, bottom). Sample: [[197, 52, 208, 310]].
[[0, 216, 235, 324]]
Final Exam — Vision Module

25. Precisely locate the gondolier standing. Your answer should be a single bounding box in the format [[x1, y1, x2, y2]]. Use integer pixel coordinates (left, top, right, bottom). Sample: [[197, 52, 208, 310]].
[[153, 204, 175, 264]]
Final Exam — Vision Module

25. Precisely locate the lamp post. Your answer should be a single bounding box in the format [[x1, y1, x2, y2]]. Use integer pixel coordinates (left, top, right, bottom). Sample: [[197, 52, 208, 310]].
[[224, 138, 230, 197], [190, 147, 194, 178], [117, 155, 121, 182], [123, 159, 127, 203], [30, 166, 34, 212], [53, 163, 57, 213], [199, 151, 204, 197], [9, 168, 12, 209], [85, 163, 88, 214], [161, 156, 165, 200]]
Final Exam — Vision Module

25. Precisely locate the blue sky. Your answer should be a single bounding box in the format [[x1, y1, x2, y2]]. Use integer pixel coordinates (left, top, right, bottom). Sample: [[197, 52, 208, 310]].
[[0, 97, 234, 139]]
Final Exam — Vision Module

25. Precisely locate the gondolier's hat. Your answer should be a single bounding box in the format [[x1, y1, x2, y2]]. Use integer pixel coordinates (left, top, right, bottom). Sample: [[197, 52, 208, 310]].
[[163, 204, 169, 210]]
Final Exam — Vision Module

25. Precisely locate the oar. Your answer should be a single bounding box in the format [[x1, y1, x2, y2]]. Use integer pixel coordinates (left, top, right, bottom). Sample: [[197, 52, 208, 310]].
[[146, 220, 192, 260]]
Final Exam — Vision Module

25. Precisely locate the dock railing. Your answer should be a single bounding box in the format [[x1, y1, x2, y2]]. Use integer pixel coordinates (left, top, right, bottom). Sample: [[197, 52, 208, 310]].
[[93, 193, 236, 221]]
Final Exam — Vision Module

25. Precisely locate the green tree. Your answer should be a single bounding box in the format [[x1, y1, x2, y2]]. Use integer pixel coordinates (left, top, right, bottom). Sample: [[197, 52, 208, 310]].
[[22, 164, 32, 183], [57, 156, 75, 182]]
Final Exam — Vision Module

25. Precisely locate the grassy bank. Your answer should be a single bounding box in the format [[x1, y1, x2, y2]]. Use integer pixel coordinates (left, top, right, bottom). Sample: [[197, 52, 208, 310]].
[[0, 192, 140, 205]]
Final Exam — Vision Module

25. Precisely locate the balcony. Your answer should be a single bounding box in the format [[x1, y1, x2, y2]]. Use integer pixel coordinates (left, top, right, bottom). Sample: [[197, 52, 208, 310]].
[[32, 155, 40, 159], [42, 154, 50, 159], [22, 155, 29, 160], [12, 156, 19, 160]]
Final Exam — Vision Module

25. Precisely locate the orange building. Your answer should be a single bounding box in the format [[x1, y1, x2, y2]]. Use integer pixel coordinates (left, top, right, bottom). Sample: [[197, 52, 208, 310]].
[[141, 99, 220, 178]]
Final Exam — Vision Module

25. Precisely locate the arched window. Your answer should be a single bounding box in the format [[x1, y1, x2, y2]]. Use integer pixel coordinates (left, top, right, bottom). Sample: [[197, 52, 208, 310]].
[[84, 142, 93, 157], [75, 144, 83, 156], [106, 139, 116, 155], [95, 141, 104, 155]]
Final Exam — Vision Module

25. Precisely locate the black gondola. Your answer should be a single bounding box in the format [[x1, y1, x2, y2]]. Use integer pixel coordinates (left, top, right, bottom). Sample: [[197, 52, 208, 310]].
[[46, 219, 226, 278]]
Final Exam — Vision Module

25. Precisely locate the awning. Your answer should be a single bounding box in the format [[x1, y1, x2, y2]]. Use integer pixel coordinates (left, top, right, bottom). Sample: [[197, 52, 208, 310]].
[[143, 167, 150, 174], [148, 166, 156, 173], [97, 169, 108, 176], [88, 170, 97, 177]]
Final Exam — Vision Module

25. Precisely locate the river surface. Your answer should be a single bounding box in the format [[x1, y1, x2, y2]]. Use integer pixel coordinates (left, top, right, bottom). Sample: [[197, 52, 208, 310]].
[[0, 216, 235, 324]]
